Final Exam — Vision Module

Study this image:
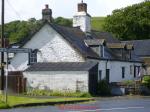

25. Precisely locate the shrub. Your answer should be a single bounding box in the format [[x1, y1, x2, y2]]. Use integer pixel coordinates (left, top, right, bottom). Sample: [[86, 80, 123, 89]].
[[122, 80, 135, 86], [97, 80, 111, 96], [142, 76, 150, 90]]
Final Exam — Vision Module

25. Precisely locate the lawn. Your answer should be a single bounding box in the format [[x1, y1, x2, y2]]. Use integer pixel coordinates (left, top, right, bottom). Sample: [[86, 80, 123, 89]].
[[0, 95, 93, 109]]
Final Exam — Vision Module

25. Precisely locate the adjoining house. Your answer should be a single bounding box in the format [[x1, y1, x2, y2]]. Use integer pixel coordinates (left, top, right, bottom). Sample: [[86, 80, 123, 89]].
[[8, 1, 143, 94], [123, 40, 150, 75]]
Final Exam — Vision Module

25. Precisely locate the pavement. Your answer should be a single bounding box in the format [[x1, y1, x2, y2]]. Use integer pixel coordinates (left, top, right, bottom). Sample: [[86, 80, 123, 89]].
[[1, 96, 150, 112]]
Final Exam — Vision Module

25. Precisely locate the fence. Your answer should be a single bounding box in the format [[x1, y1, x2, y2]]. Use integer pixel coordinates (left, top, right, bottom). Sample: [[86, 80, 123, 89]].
[[0, 71, 26, 93]]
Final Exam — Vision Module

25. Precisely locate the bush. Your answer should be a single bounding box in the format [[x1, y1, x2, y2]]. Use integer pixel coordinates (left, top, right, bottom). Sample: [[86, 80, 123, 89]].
[[142, 76, 150, 90], [97, 80, 111, 96], [122, 80, 135, 86]]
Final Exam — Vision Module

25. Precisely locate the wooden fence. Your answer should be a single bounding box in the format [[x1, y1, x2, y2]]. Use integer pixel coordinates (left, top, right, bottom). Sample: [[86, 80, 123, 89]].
[[0, 71, 26, 93]]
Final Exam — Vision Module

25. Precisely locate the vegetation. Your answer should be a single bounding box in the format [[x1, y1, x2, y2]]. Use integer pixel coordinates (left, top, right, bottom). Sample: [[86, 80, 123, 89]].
[[103, 1, 150, 40], [54, 17, 72, 27], [142, 75, 150, 90], [122, 80, 135, 86], [25, 89, 91, 97], [0, 94, 92, 109], [91, 17, 105, 31], [97, 80, 111, 96], [0, 102, 9, 109], [0, 18, 43, 44]]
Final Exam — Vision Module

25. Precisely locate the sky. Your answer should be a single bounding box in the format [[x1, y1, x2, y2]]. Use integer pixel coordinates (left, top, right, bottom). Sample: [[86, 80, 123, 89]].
[[0, 0, 144, 23]]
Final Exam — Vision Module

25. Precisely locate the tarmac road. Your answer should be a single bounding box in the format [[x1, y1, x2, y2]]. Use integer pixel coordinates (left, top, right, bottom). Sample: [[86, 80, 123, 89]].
[[1, 96, 150, 112]]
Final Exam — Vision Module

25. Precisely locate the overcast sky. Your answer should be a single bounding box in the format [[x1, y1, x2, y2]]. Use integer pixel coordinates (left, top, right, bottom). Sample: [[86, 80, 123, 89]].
[[0, 0, 144, 23]]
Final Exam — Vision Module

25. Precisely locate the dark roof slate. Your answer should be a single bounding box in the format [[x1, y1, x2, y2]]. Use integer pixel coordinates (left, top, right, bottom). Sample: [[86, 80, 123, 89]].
[[84, 39, 106, 46], [25, 61, 98, 71], [93, 31, 120, 43], [123, 39, 150, 57]]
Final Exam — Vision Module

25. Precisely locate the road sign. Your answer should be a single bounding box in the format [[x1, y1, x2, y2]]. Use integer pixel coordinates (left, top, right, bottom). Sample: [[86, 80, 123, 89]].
[[0, 48, 32, 53]]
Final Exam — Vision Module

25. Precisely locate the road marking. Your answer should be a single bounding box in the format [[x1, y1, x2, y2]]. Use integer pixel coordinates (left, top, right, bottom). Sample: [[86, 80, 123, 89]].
[[68, 106, 144, 112]]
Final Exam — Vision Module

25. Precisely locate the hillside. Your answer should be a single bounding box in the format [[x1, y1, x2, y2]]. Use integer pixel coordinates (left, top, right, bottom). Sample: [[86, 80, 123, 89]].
[[91, 17, 106, 31]]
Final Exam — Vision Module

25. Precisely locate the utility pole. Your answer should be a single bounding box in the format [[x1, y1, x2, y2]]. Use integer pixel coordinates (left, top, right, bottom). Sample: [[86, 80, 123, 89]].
[[1, 0, 5, 91]]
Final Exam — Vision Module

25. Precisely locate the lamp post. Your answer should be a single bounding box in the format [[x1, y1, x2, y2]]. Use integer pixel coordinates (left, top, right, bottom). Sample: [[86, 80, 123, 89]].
[[1, 0, 5, 91], [5, 52, 8, 103]]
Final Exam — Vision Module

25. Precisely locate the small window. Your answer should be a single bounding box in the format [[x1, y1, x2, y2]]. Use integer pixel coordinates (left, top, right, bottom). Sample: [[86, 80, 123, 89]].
[[122, 67, 125, 78]]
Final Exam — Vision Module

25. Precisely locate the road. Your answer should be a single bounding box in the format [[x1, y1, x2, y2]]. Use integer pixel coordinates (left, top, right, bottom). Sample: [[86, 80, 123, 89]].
[[1, 96, 150, 112]]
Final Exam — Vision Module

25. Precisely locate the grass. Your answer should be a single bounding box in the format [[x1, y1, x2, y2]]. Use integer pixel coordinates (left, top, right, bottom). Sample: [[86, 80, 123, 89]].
[[25, 89, 91, 97], [91, 17, 106, 31], [0, 95, 93, 109]]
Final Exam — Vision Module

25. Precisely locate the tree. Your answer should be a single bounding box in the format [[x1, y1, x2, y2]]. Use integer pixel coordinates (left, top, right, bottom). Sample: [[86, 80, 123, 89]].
[[103, 1, 150, 40], [54, 17, 72, 27]]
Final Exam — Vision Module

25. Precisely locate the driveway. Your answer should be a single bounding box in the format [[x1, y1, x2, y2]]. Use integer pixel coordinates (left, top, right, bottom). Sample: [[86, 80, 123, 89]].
[[1, 96, 150, 112]]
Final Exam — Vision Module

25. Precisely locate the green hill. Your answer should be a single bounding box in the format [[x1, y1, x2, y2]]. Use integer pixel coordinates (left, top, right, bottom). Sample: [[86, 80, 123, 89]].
[[91, 17, 106, 31]]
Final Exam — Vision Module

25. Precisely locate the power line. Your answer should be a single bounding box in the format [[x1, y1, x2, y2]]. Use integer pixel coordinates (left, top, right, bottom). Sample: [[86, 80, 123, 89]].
[[6, 0, 22, 20]]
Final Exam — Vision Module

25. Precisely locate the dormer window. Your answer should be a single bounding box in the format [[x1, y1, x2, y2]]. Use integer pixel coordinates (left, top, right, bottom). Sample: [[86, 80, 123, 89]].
[[84, 39, 106, 58]]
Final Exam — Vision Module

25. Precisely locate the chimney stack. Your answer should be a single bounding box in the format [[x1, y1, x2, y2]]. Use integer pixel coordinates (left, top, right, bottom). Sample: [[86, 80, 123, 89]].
[[73, 1, 91, 33], [42, 4, 52, 22]]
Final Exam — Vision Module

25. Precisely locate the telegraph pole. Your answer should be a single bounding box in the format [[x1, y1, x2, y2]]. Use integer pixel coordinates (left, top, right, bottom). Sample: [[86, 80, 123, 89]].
[[1, 0, 5, 91]]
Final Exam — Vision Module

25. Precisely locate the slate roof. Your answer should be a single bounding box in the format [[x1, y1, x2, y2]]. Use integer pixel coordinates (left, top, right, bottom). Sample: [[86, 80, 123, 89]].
[[107, 43, 126, 49], [84, 39, 106, 46], [25, 61, 98, 71], [123, 39, 150, 57], [92, 31, 120, 43]]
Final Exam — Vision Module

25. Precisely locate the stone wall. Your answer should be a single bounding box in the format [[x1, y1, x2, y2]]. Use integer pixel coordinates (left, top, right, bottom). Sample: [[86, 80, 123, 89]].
[[23, 71, 89, 92]]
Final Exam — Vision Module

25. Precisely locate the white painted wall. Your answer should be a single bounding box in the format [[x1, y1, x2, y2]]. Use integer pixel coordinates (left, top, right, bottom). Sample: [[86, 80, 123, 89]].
[[73, 12, 91, 32], [98, 60, 142, 82], [10, 24, 85, 71], [23, 71, 89, 92]]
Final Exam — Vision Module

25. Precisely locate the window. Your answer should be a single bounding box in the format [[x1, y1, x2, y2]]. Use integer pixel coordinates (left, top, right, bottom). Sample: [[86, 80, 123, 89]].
[[98, 70, 102, 81], [134, 66, 141, 78], [130, 65, 133, 75], [122, 67, 125, 78], [29, 50, 37, 64], [100, 46, 105, 57]]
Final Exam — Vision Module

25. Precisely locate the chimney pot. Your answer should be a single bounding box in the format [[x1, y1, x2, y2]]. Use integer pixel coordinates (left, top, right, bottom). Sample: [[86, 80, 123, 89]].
[[42, 4, 52, 22], [45, 4, 49, 9]]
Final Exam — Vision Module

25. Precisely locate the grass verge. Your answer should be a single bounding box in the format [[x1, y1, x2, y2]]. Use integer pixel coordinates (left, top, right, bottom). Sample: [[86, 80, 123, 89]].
[[0, 95, 93, 109]]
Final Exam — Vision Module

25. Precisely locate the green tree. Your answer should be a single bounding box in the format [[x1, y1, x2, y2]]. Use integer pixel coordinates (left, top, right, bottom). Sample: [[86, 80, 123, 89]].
[[54, 17, 72, 27], [103, 1, 150, 40]]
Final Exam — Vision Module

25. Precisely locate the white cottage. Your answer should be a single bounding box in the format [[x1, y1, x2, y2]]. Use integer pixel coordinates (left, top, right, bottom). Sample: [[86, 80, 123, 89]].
[[9, 1, 143, 94]]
